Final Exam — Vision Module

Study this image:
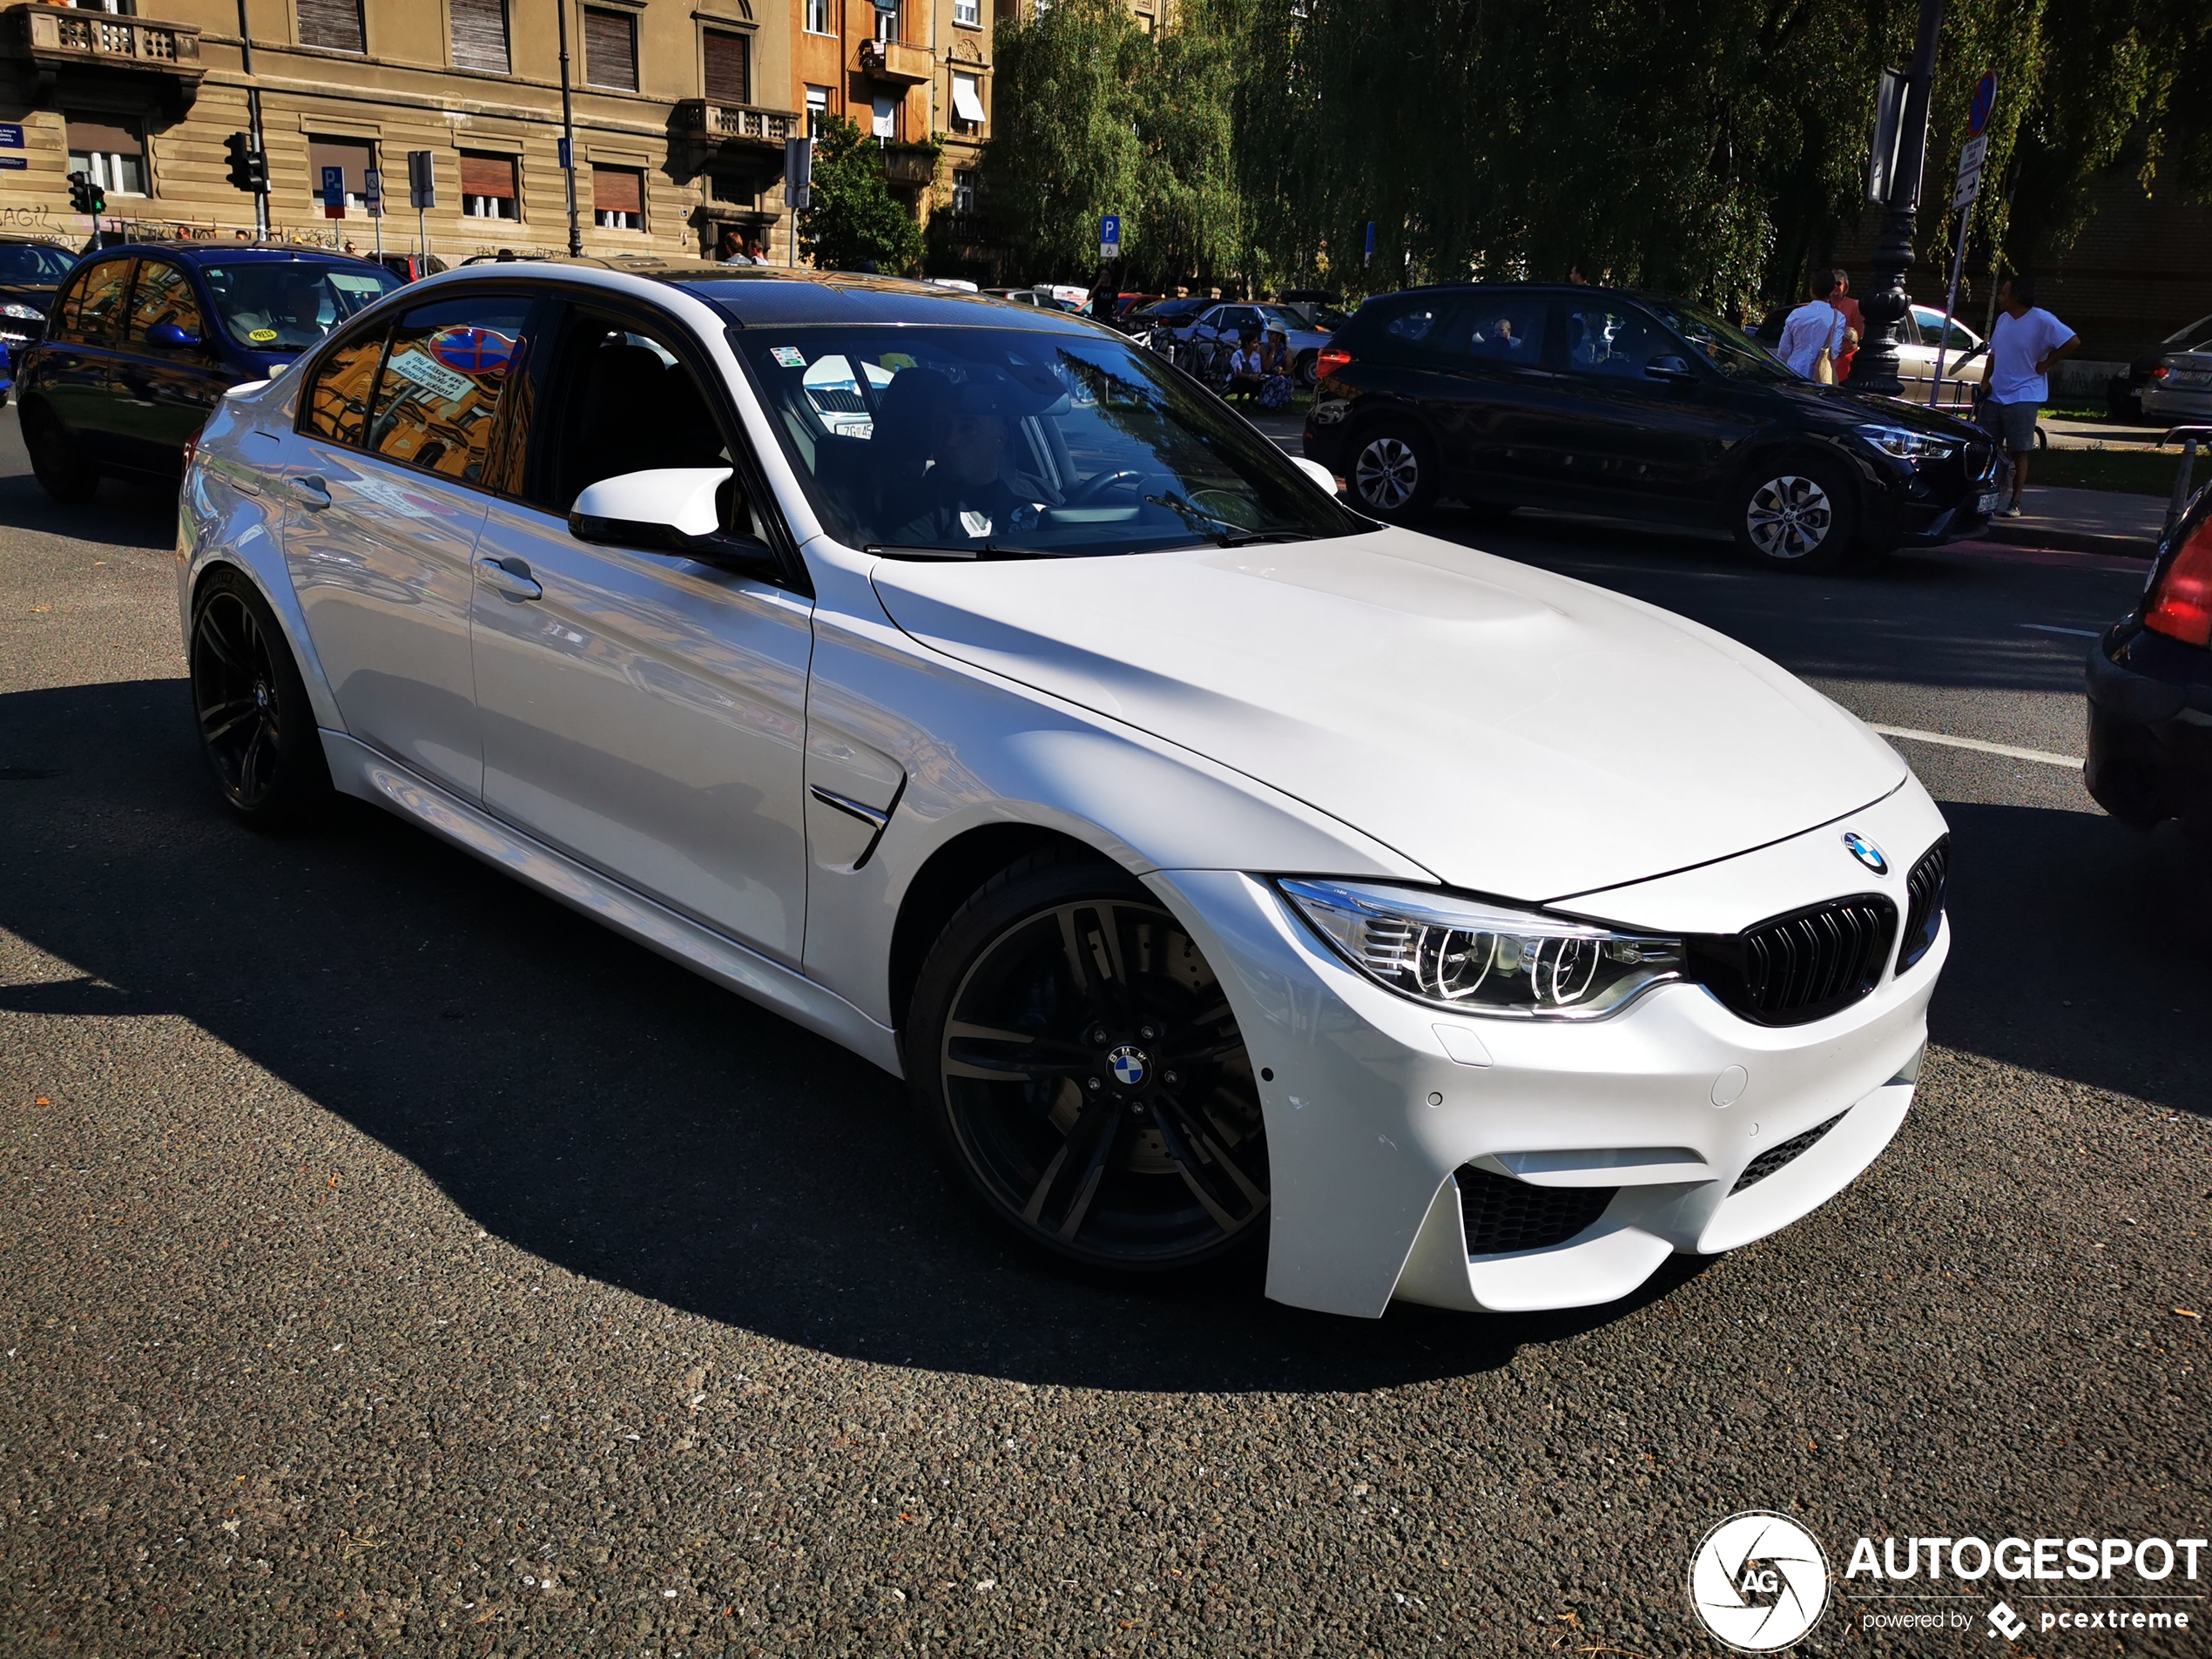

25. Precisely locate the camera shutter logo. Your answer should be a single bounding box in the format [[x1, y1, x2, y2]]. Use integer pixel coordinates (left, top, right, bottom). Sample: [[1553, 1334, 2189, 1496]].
[[1687, 1512, 1831, 1651]]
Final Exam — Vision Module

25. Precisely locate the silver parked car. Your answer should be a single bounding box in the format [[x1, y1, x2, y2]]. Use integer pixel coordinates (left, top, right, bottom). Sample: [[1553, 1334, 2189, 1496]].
[[2141, 314, 2212, 421], [1172, 301, 1333, 385], [1895, 304, 1985, 411]]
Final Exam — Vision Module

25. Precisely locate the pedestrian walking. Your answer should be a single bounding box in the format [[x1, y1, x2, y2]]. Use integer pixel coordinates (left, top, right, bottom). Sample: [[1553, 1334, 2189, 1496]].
[[1777, 274, 1848, 381], [1978, 274, 2079, 517]]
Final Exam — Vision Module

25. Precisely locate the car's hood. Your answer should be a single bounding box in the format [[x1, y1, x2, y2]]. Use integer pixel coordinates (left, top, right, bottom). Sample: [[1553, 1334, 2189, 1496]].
[[1759, 377, 1986, 441], [869, 529, 1907, 901]]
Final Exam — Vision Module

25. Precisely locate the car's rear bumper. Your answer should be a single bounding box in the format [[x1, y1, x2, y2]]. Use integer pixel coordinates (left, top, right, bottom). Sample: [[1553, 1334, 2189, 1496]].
[[2085, 624, 2212, 830], [2142, 385, 2212, 421]]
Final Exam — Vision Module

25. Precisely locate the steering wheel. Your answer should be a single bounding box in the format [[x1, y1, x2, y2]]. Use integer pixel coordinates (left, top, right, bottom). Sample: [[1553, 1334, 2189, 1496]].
[[1066, 469, 1145, 505]]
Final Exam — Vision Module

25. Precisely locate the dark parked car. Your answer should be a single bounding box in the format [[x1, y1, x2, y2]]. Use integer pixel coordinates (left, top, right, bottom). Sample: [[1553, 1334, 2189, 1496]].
[[17, 243, 401, 499], [2085, 462, 2212, 839], [0, 236, 75, 404], [374, 251, 450, 283], [1303, 284, 2007, 570]]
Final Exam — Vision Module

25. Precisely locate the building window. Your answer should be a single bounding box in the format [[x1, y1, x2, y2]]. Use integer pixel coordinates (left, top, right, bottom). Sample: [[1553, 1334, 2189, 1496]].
[[66, 116, 146, 196], [583, 5, 637, 91], [591, 165, 644, 230], [307, 135, 374, 212], [450, 0, 509, 73], [954, 0, 978, 23], [951, 167, 975, 215], [804, 0, 829, 32], [871, 94, 896, 141], [873, 0, 897, 42], [710, 174, 752, 205], [951, 71, 985, 130], [805, 84, 831, 137], [297, 0, 365, 53], [460, 151, 519, 219], [702, 29, 749, 105]]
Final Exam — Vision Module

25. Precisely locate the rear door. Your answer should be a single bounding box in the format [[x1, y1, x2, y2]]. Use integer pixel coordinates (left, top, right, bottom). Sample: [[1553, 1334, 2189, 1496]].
[[1420, 293, 1575, 507], [281, 288, 538, 799], [34, 254, 135, 461], [110, 257, 228, 475]]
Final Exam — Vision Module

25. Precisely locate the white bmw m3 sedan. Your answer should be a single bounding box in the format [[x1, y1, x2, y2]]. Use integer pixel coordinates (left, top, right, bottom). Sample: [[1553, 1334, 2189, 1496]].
[[177, 260, 1950, 1319]]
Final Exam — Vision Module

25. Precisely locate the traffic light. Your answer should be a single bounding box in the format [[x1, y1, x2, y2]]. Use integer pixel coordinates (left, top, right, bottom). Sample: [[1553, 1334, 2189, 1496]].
[[222, 132, 266, 194], [67, 171, 105, 216]]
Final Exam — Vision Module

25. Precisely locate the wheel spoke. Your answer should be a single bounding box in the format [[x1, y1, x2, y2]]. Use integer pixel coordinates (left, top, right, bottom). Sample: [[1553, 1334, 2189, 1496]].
[[196, 614, 247, 676], [238, 718, 272, 799], [199, 697, 258, 741], [1152, 1096, 1267, 1226]]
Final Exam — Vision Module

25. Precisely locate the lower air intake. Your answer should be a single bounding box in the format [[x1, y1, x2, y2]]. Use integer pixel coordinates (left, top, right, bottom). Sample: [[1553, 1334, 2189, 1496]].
[[1730, 1110, 1847, 1194], [1455, 1165, 1615, 1255]]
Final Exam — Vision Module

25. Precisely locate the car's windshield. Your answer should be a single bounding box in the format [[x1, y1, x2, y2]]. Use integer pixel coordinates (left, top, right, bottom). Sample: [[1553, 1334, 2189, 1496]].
[[0, 243, 73, 284], [1643, 297, 1793, 381], [739, 324, 1362, 557], [200, 260, 401, 352], [2162, 314, 2212, 353]]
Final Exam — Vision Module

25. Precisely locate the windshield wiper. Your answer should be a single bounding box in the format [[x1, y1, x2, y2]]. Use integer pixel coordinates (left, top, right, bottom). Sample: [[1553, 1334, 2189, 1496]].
[[1144, 492, 1313, 549], [862, 543, 1056, 561]]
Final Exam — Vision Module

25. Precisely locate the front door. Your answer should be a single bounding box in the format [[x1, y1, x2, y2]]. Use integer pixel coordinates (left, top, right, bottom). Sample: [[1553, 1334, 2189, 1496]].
[[37, 254, 135, 463], [469, 306, 814, 964], [280, 290, 538, 799]]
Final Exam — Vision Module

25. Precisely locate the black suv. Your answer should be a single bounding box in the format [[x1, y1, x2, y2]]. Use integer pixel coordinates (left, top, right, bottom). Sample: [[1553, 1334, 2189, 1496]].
[[1303, 284, 2006, 570]]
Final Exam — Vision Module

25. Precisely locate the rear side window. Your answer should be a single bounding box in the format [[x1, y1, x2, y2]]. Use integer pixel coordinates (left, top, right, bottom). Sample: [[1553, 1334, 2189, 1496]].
[[1452, 296, 1547, 361], [124, 262, 206, 345], [365, 296, 530, 485], [304, 326, 388, 448], [54, 257, 134, 344]]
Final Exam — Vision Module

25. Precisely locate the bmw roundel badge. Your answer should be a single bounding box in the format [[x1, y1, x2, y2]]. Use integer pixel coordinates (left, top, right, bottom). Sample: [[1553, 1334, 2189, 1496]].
[[1107, 1045, 1148, 1088], [1842, 831, 1888, 875]]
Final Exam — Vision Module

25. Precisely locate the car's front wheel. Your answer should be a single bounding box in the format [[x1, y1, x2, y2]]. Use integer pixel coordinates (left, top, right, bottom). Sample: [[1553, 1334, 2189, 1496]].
[[1734, 457, 1862, 571], [22, 402, 98, 504], [189, 567, 332, 826], [908, 851, 1271, 1277], [1348, 422, 1440, 523]]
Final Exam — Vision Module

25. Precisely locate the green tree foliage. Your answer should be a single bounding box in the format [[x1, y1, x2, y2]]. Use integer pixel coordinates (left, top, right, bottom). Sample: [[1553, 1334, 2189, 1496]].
[[800, 115, 926, 275]]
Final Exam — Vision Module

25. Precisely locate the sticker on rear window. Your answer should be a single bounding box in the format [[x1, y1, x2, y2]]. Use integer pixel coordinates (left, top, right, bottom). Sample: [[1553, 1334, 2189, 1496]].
[[770, 346, 806, 368]]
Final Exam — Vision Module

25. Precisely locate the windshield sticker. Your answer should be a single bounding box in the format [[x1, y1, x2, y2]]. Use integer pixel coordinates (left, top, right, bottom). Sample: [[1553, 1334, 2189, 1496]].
[[428, 326, 515, 375], [770, 346, 806, 368], [960, 510, 992, 538], [385, 347, 475, 404], [880, 352, 917, 372], [248, 328, 278, 342], [329, 273, 385, 294]]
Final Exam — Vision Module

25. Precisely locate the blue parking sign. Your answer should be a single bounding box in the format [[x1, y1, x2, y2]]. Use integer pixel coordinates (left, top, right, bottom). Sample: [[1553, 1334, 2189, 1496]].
[[321, 165, 346, 219], [1100, 213, 1121, 260]]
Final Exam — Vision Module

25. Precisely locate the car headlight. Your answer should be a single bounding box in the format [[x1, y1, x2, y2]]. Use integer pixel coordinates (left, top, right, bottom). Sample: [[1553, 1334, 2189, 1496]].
[[1856, 422, 1956, 461], [0, 302, 44, 320], [1278, 878, 1686, 1020]]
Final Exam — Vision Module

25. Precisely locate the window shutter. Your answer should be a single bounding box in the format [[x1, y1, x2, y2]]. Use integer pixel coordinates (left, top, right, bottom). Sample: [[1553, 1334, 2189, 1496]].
[[449, 0, 509, 73], [459, 152, 516, 199], [702, 30, 749, 105], [583, 8, 637, 90], [591, 166, 643, 215], [297, 0, 365, 53]]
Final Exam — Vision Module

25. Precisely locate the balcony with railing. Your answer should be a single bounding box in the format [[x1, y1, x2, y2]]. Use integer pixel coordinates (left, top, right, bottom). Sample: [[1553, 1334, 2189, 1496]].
[[10, 3, 203, 103], [856, 37, 931, 84], [673, 99, 804, 152]]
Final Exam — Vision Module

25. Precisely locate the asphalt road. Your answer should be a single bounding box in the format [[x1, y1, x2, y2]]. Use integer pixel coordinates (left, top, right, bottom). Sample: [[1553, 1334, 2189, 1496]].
[[1, 410, 2205, 1658]]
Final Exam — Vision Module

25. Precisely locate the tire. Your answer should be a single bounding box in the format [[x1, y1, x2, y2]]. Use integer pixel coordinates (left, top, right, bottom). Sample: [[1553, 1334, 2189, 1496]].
[[23, 402, 98, 505], [188, 566, 332, 827], [1733, 455, 1862, 572], [1294, 349, 1318, 388], [1348, 421, 1440, 523], [907, 850, 1271, 1278]]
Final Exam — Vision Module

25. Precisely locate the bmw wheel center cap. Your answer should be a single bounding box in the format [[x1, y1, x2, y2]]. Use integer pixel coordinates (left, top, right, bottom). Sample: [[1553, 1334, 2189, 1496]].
[[1107, 1045, 1149, 1088], [1841, 831, 1887, 875]]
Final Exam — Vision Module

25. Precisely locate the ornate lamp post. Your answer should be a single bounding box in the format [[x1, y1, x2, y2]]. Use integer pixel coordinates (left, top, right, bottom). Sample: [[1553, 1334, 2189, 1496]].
[[1847, 0, 1946, 396]]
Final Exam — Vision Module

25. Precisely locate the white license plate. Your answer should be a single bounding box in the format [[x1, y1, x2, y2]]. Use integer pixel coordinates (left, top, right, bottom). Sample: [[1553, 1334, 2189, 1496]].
[[1978, 490, 2003, 514]]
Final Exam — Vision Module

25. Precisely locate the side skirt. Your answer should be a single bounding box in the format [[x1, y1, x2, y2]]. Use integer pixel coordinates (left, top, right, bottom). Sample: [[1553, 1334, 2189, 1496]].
[[322, 731, 904, 1079]]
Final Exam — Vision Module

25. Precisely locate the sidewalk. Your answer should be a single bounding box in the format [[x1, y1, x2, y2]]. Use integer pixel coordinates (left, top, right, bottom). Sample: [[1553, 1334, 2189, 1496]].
[[1980, 484, 2168, 558]]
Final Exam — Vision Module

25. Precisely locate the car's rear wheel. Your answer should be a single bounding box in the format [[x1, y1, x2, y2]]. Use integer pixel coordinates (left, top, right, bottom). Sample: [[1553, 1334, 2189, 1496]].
[[1734, 457, 1861, 572], [1348, 422, 1440, 523], [1294, 349, 1318, 388], [189, 567, 331, 826], [23, 402, 98, 504], [908, 851, 1270, 1277]]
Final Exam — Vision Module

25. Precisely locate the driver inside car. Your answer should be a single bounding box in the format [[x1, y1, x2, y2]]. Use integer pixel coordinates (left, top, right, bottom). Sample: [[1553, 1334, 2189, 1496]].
[[875, 368, 1060, 546]]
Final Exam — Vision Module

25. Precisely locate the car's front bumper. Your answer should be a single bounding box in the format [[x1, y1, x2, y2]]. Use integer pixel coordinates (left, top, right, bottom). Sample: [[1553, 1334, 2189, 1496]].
[[2085, 623, 2212, 831], [1150, 779, 1949, 1318]]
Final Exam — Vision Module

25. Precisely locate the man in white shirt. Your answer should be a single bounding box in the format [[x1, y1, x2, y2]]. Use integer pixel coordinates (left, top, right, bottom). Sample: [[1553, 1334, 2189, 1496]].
[[1979, 274, 2078, 516], [1777, 275, 1847, 379]]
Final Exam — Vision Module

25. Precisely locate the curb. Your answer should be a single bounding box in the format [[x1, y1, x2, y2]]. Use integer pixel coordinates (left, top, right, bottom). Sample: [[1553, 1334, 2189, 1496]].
[[1979, 522, 2155, 560]]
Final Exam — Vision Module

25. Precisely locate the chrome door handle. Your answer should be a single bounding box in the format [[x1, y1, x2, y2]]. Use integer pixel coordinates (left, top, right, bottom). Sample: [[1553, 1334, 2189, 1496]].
[[477, 556, 543, 602], [294, 475, 331, 510]]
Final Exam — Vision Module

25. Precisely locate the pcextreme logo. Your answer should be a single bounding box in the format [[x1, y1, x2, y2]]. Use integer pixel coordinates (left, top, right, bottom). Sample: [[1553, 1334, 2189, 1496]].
[[1687, 1511, 1831, 1651]]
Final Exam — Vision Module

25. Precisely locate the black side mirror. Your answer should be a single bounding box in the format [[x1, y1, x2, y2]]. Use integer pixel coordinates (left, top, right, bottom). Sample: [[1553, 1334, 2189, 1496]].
[[1645, 354, 1698, 384]]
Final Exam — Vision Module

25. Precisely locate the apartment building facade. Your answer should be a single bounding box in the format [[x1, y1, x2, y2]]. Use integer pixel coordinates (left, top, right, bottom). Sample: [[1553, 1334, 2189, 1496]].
[[0, 0, 992, 264]]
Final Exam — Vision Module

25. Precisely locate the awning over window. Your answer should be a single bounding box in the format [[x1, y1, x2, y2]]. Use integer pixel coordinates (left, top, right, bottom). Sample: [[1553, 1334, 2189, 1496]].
[[592, 165, 643, 215], [65, 118, 141, 156], [460, 152, 516, 199], [951, 72, 986, 124]]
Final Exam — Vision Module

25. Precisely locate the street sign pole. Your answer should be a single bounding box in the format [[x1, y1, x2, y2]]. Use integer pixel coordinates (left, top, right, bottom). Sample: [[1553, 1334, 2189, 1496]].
[[1930, 71, 1997, 408], [365, 167, 383, 260]]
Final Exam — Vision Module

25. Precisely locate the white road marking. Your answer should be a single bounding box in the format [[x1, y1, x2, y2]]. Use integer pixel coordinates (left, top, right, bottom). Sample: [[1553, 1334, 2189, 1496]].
[[2020, 623, 2102, 638], [1870, 724, 2084, 770]]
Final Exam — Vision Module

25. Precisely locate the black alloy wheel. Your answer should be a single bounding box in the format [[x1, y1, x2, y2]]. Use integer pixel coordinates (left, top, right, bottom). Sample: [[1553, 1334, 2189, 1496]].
[[1733, 455, 1862, 572], [909, 852, 1270, 1275], [1349, 422, 1440, 523], [23, 402, 98, 504], [188, 568, 331, 826]]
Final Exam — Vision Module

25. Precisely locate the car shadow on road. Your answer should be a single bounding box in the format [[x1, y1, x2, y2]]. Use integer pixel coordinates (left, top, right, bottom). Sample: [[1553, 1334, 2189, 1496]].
[[0, 469, 179, 551], [2, 678, 2202, 1397]]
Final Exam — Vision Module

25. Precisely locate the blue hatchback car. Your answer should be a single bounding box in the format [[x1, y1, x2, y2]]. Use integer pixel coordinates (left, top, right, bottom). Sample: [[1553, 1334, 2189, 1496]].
[[17, 243, 401, 500]]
